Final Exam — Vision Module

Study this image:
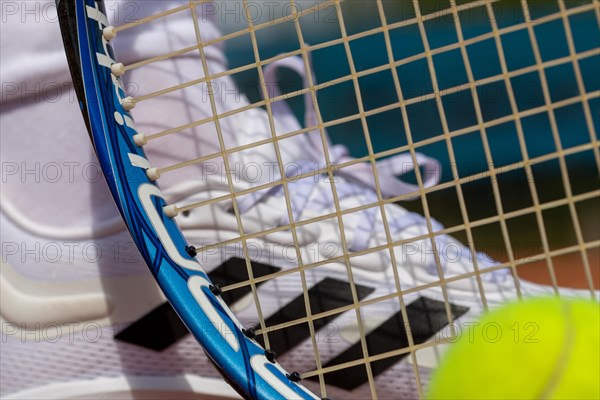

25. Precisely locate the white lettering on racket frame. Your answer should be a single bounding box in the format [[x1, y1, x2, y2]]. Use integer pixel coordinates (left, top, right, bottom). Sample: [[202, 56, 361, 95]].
[[131, 155, 316, 399], [85, 1, 318, 396]]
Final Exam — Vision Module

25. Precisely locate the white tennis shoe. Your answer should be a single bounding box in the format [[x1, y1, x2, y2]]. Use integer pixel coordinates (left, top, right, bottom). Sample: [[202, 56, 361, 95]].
[[2, 2, 597, 399]]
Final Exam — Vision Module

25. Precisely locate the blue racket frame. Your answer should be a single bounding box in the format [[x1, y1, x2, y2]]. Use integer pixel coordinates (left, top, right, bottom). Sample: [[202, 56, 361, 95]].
[[56, 1, 318, 399]]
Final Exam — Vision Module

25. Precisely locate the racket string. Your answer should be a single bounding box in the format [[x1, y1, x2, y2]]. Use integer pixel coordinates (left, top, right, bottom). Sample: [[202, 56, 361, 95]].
[[519, 0, 597, 295], [169, 163, 599, 277], [110, 1, 598, 111], [224, 236, 598, 350], [180, 194, 598, 295], [101, 0, 600, 394], [556, 0, 600, 174], [131, 47, 600, 170], [486, 0, 561, 295], [240, 0, 331, 393]]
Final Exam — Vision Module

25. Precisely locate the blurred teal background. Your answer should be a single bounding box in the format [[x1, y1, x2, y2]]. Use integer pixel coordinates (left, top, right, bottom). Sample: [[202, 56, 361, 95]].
[[220, 0, 599, 285], [224, 0, 598, 178]]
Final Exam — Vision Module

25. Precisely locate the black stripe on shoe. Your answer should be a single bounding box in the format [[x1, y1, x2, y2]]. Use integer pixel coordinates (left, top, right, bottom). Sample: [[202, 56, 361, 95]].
[[115, 258, 280, 350], [311, 296, 469, 390], [255, 277, 375, 355]]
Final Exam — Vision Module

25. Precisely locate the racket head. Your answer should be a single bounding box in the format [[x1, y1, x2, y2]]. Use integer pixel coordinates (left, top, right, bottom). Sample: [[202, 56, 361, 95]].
[[56, 1, 318, 398], [54, 0, 600, 399]]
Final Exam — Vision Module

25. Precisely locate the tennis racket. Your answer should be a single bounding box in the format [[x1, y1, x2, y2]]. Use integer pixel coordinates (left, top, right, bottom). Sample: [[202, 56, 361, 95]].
[[57, 1, 599, 399]]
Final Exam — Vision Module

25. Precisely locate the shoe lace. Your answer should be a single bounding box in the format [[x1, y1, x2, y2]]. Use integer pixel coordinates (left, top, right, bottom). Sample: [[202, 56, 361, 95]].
[[238, 54, 508, 283]]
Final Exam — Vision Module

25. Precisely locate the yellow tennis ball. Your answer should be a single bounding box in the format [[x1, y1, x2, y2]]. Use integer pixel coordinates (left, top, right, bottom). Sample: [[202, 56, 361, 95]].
[[427, 297, 600, 399]]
